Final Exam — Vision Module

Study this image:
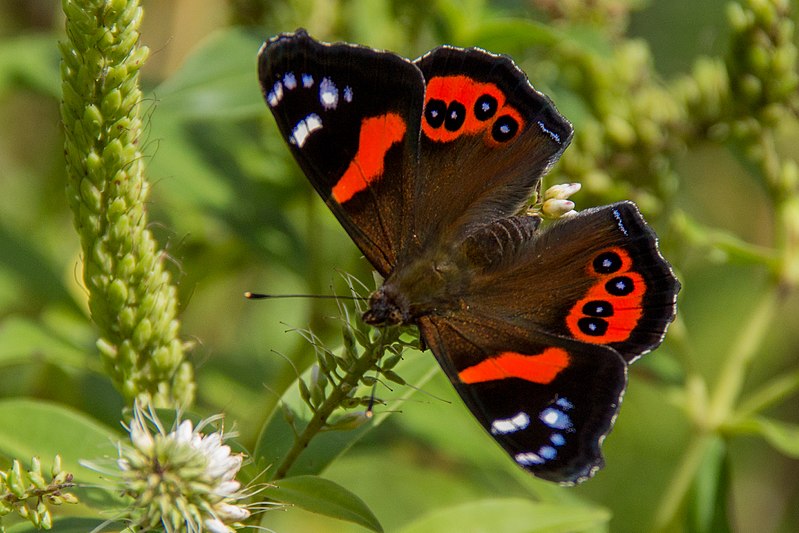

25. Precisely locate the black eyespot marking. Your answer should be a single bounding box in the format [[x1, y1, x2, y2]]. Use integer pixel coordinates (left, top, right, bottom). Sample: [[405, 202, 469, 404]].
[[474, 94, 498, 121], [593, 251, 623, 274], [491, 115, 519, 142], [583, 300, 613, 317], [444, 101, 467, 131], [606, 276, 634, 296], [425, 99, 446, 128], [578, 317, 608, 336]]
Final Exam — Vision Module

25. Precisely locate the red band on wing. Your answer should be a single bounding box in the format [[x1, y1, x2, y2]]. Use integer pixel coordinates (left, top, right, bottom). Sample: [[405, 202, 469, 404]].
[[332, 113, 406, 203], [458, 347, 570, 385]]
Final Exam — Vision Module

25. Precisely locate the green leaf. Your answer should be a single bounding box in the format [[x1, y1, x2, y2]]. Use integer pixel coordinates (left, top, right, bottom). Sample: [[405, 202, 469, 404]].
[[397, 498, 610, 533], [145, 26, 306, 267], [0, 398, 119, 487], [686, 436, 732, 533], [470, 19, 561, 52], [0, 223, 80, 310], [0, 33, 61, 97], [0, 316, 90, 370], [733, 416, 799, 458], [265, 474, 383, 532], [389, 371, 511, 473], [254, 347, 437, 479], [154, 27, 265, 120]]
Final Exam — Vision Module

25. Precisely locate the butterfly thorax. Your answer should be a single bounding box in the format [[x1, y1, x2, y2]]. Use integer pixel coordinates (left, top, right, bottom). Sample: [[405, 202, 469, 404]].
[[362, 216, 542, 326], [362, 245, 473, 326]]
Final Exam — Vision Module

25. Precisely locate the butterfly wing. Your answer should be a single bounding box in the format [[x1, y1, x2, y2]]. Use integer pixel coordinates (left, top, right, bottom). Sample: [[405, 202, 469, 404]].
[[463, 201, 680, 363], [258, 30, 425, 275], [259, 35, 574, 275], [417, 202, 678, 482], [418, 314, 627, 484], [408, 46, 573, 250]]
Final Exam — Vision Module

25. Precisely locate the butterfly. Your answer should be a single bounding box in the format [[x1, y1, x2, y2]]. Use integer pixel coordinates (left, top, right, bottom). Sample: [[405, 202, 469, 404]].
[[257, 30, 680, 484]]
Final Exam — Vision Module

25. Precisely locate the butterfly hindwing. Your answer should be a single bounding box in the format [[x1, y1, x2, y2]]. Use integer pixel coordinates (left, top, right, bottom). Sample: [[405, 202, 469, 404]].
[[411, 202, 677, 481], [419, 315, 627, 484], [258, 30, 425, 275], [463, 201, 679, 363]]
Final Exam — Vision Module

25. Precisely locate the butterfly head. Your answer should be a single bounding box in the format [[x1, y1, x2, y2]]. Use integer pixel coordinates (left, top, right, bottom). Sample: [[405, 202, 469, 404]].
[[362, 286, 409, 326]]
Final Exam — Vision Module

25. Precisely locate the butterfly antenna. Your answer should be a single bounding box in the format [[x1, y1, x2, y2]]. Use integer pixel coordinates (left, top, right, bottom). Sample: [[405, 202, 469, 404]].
[[244, 292, 367, 300]]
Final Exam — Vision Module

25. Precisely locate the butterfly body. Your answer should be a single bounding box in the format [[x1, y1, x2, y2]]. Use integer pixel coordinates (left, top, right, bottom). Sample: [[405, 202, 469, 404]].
[[258, 30, 680, 484]]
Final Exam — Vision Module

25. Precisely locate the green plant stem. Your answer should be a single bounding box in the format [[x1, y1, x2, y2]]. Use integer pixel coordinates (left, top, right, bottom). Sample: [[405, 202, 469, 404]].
[[654, 433, 717, 531], [706, 287, 780, 428], [671, 210, 779, 267], [654, 286, 780, 530], [272, 328, 396, 480], [735, 369, 799, 419]]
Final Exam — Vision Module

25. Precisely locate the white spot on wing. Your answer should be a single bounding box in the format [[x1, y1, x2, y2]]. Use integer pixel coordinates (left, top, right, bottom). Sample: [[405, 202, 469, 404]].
[[283, 72, 297, 89], [539, 446, 557, 460], [302, 73, 314, 88], [613, 209, 629, 236], [319, 77, 339, 110], [515, 451, 545, 466], [541, 407, 572, 430], [537, 120, 561, 143], [289, 113, 323, 147], [344, 86, 353, 103], [267, 80, 283, 107], [490, 411, 531, 435]]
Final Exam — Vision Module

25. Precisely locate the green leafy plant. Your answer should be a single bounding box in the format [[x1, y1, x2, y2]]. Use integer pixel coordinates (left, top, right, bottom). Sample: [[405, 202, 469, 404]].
[[0, 455, 77, 531], [0, 0, 796, 531]]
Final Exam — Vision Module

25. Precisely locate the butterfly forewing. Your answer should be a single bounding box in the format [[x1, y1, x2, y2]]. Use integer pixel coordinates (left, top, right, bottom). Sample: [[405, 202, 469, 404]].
[[258, 30, 425, 275], [410, 47, 573, 248]]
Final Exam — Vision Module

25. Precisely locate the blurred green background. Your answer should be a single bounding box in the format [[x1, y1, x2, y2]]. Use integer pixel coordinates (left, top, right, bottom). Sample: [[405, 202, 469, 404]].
[[1, 0, 798, 531]]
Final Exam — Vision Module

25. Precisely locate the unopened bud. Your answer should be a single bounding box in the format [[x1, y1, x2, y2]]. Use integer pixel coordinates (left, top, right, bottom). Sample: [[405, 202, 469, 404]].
[[542, 198, 577, 219], [544, 182, 581, 200]]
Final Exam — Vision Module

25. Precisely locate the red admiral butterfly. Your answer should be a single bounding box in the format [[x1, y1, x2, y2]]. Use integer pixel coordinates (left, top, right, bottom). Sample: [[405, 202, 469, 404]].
[[258, 30, 680, 484]]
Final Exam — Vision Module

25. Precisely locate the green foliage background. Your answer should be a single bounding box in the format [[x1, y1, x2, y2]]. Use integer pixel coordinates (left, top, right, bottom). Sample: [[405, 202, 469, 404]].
[[0, 0, 798, 531]]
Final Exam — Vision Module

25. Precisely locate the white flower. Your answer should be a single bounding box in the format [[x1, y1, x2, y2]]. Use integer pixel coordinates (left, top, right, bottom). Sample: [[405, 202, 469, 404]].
[[113, 403, 251, 531]]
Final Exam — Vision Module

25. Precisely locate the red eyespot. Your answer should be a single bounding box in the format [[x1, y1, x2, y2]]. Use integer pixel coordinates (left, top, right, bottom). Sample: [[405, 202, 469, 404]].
[[422, 76, 524, 145], [566, 247, 646, 344]]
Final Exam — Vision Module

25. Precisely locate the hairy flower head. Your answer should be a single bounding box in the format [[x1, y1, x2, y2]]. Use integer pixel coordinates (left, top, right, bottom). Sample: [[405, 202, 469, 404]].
[[113, 405, 250, 532]]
